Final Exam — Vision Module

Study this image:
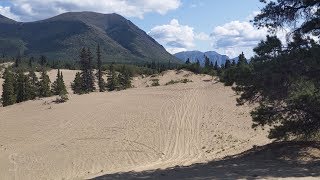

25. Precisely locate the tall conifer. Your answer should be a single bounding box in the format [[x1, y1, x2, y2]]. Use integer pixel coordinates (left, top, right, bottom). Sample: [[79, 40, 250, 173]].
[[1, 69, 16, 106]]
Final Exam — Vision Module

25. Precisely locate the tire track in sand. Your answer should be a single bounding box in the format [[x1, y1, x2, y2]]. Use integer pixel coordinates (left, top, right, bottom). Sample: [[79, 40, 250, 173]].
[[141, 84, 205, 170]]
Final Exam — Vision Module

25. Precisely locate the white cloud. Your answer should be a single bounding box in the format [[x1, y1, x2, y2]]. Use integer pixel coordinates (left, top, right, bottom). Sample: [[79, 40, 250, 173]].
[[6, 0, 181, 21], [211, 20, 288, 58], [149, 19, 209, 54], [190, 2, 204, 8], [0, 6, 20, 21], [195, 32, 210, 41]]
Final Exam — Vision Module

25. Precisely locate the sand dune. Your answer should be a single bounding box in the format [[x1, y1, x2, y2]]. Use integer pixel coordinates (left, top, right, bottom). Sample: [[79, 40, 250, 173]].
[[0, 69, 272, 179]]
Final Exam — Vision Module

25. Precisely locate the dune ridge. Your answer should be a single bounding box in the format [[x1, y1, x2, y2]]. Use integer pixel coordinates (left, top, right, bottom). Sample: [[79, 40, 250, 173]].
[[0, 69, 271, 179]]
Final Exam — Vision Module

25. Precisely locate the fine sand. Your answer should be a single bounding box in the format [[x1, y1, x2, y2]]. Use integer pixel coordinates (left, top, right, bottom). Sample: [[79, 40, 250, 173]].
[[0, 68, 283, 179]]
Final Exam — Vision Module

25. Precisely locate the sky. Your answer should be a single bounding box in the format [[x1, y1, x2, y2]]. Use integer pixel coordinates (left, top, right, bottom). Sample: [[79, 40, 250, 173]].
[[0, 0, 283, 58]]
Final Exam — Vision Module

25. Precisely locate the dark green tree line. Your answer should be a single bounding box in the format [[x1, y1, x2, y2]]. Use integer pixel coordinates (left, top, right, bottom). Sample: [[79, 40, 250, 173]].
[[224, 0, 320, 140]]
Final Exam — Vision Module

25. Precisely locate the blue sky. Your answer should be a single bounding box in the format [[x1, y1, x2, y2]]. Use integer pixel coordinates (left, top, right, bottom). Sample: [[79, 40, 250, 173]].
[[0, 0, 274, 58]]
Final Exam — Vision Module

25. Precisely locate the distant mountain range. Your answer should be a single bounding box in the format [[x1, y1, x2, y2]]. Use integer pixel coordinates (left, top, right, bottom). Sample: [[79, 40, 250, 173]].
[[0, 12, 180, 64], [174, 51, 238, 66]]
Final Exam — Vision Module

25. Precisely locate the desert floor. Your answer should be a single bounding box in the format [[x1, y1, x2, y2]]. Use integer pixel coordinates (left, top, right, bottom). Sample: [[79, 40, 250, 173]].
[[0, 69, 319, 180]]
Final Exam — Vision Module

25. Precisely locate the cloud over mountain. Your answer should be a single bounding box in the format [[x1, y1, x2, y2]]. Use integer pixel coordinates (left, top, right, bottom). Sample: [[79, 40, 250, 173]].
[[2, 0, 181, 21], [211, 21, 269, 58], [149, 19, 209, 54]]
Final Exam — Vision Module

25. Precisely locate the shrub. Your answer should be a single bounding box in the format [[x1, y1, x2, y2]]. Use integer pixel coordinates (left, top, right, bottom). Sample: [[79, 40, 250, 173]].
[[151, 79, 160, 86]]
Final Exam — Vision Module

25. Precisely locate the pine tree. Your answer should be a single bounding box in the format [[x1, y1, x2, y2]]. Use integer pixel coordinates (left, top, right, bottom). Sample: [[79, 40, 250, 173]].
[[86, 48, 95, 92], [72, 72, 83, 94], [106, 63, 119, 91], [214, 61, 219, 70], [52, 69, 67, 96], [39, 69, 51, 97], [224, 59, 231, 69], [195, 59, 201, 74], [15, 54, 21, 68], [15, 70, 29, 103], [118, 65, 132, 90], [79, 48, 95, 93], [204, 56, 210, 69], [27, 69, 39, 100], [28, 57, 34, 68], [231, 59, 236, 66], [59, 71, 67, 96], [39, 55, 47, 67], [1, 69, 16, 106], [210, 61, 214, 69], [186, 58, 191, 65], [237, 52, 247, 66], [97, 45, 106, 92]]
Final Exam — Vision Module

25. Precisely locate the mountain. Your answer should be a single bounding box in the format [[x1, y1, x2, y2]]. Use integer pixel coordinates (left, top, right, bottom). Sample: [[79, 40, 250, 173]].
[[0, 12, 180, 64], [174, 50, 236, 66], [0, 14, 17, 24]]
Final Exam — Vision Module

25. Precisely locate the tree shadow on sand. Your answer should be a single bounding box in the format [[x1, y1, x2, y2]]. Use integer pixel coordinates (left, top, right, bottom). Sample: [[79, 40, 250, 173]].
[[92, 141, 320, 180]]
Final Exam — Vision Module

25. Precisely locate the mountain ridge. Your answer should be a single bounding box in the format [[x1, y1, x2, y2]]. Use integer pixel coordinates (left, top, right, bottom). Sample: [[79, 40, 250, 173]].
[[0, 12, 180, 64], [174, 50, 236, 66]]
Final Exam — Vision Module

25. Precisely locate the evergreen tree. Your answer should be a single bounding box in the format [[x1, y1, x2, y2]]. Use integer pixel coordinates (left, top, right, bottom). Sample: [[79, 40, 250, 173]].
[[237, 52, 248, 66], [186, 58, 191, 65], [210, 61, 214, 69], [39, 69, 51, 97], [118, 65, 132, 90], [1, 69, 16, 106], [15, 54, 21, 68], [231, 59, 236, 66], [106, 63, 119, 91], [28, 57, 34, 68], [72, 72, 83, 94], [15, 70, 29, 103], [224, 59, 231, 69], [204, 56, 210, 69], [79, 48, 95, 93], [231, 0, 320, 140], [214, 61, 219, 70], [97, 45, 106, 92], [87, 48, 95, 92], [27, 69, 39, 100], [193, 59, 201, 74], [52, 69, 67, 96], [39, 55, 47, 67]]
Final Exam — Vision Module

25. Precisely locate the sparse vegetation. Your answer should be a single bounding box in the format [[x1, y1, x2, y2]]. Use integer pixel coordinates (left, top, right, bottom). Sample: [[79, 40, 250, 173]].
[[165, 79, 192, 86], [151, 79, 160, 87]]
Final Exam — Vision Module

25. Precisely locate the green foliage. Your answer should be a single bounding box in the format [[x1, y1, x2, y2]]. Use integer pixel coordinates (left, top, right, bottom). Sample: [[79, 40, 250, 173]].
[[165, 79, 192, 86], [185, 58, 191, 65], [39, 70, 51, 97], [71, 72, 83, 94], [106, 63, 120, 91], [15, 70, 30, 103], [27, 69, 39, 100], [151, 79, 160, 87], [1, 68, 16, 106], [225, 30, 320, 140], [118, 65, 132, 90], [52, 69, 68, 96], [39, 55, 47, 67], [79, 48, 95, 93], [254, 0, 320, 37], [220, 53, 251, 86], [54, 94, 69, 104]]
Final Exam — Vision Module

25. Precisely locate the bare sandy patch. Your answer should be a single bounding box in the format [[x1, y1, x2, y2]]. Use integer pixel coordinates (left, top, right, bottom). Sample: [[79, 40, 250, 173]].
[[0, 70, 272, 179]]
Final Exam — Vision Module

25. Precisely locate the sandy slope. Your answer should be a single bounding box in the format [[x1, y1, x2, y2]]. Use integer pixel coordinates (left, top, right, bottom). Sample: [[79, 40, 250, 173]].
[[0, 69, 271, 179]]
